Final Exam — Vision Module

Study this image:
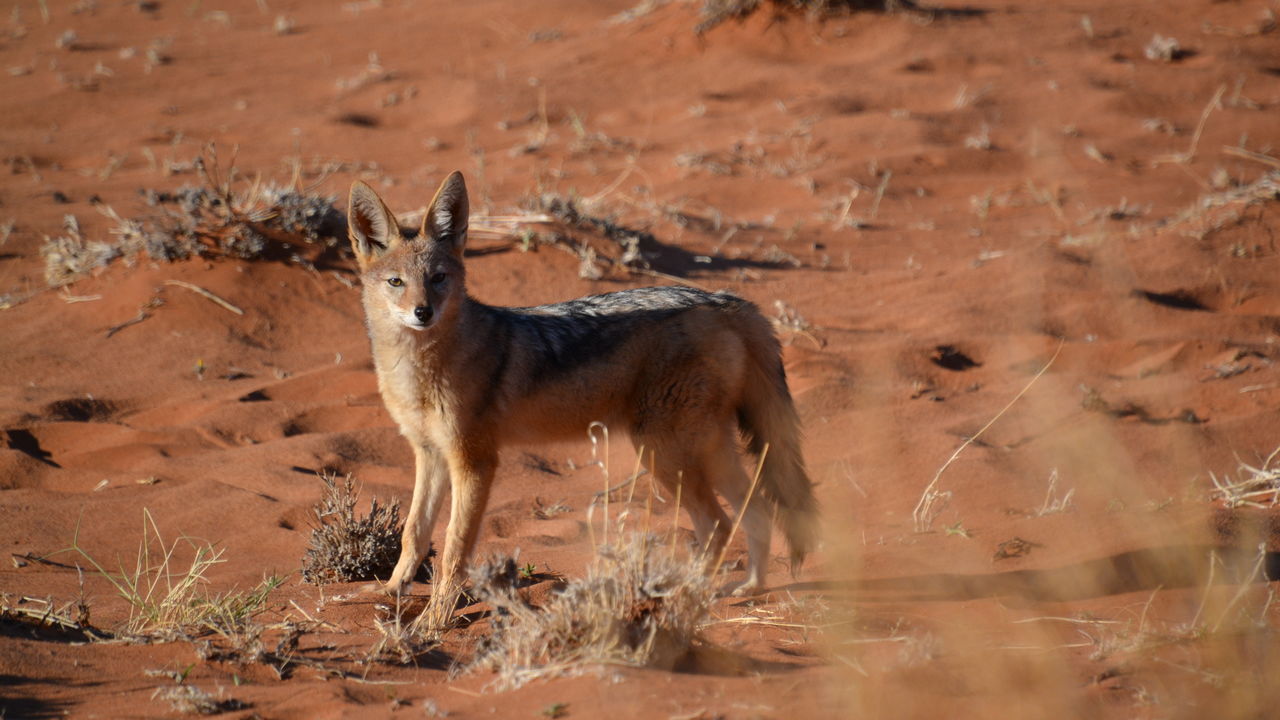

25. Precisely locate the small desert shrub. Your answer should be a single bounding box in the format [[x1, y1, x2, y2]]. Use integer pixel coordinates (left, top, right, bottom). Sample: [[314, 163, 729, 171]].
[[697, 0, 922, 33], [525, 193, 660, 279], [152, 684, 246, 715], [134, 180, 347, 260], [42, 148, 347, 287], [301, 472, 420, 585], [467, 533, 715, 689]]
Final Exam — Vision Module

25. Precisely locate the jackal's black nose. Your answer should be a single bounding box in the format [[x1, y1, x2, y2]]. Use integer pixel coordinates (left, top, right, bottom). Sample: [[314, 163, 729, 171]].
[[414, 306, 433, 323]]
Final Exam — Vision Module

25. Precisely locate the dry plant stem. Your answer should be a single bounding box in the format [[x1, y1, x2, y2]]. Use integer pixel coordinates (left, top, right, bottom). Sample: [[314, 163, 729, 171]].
[[634, 267, 714, 292], [467, 213, 556, 242], [869, 170, 892, 220], [1011, 616, 1123, 625], [597, 423, 611, 546], [1137, 585, 1161, 639], [1258, 585, 1276, 625], [712, 445, 768, 576], [1212, 544, 1268, 632], [287, 599, 325, 628], [1184, 85, 1227, 162], [1221, 145, 1280, 170], [584, 421, 612, 549], [832, 184, 861, 230], [105, 309, 150, 337], [592, 468, 650, 502], [1154, 84, 1227, 165], [912, 340, 1064, 532], [642, 469, 656, 536], [1025, 179, 1068, 227], [164, 280, 244, 315], [4, 598, 98, 635], [626, 449, 645, 506], [670, 476, 684, 558], [60, 291, 101, 303], [415, 581, 464, 636], [1187, 551, 1216, 630], [585, 162, 643, 206]]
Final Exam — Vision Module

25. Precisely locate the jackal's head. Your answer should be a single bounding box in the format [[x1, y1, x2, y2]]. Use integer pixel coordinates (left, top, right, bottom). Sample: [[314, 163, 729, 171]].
[[347, 172, 469, 334]]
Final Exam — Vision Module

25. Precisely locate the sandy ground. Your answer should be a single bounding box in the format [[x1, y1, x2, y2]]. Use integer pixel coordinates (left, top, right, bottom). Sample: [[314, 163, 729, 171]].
[[3, 0, 1280, 717]]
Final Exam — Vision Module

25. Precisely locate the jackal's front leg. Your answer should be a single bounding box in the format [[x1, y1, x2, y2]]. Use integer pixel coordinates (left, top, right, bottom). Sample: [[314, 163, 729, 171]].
[[425, 450, 496, 619], [385, 444, 448, 594]]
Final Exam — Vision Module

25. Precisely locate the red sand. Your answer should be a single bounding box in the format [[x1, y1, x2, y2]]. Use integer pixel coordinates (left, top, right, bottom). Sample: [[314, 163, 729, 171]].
[[3, 1, 1279, 717]]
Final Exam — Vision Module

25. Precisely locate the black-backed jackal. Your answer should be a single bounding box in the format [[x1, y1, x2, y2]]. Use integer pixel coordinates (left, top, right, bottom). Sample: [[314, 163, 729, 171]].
[[347, 172, 816, 605]]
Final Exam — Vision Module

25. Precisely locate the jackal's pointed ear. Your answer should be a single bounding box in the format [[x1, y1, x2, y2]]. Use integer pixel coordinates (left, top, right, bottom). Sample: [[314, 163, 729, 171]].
[[422, 171, 469, 255], [348, 181, 401, 268]]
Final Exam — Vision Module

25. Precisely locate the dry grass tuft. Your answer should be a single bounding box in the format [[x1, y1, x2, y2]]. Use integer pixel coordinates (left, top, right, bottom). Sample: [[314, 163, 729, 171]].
[[1210, 447, 1280, 509], [301, 472, 420, 585], [465, 535, 715, 690], [1166, 170, 1280, 237], [1143, 34, 1185, 62], [367, 608, 427, 665], [364, 591, 454, 665], [63, 509, 280, 642], [41, 214, 121, 287]]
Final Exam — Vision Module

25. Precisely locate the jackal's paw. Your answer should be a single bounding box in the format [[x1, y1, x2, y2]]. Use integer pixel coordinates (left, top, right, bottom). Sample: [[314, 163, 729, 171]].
[[722, 578, 765, 598], [381, 559, 423, 596], [365, 578, 412, 597], [373, 571, 414, 594]]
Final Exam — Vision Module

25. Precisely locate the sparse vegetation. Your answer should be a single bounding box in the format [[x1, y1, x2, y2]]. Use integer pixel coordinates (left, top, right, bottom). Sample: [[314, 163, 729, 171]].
[[466, 536, 715, 689], [1210, 448, 1280, 508], [0, 585, 102, 641], [913, 342, 1064, 532], [696, 0, 925, 34], [152, 684, 245, 715], [8, 1, 1280, 716], [365, 593, 442, 665], [1035, 469, 1075, 516], [59, 510, 280, 642], [1143, 34, 1185, 62], [41, 213, 121, 287], [42, 147, 347, 287], [541, 702, 570, 718], [301, 472, 418, 585], [771, 299, 822, 347], [531, 193, 661, 279], [532, 497, 572, 519]]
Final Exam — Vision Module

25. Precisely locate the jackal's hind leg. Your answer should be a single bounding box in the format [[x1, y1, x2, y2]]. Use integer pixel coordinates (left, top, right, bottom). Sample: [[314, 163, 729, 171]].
[[634, 437, 732, 570], [707, 433, 771, 596]]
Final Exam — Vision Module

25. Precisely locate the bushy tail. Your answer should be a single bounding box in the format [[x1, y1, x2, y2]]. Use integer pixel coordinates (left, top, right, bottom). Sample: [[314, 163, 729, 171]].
[[736, 313, 818, 574]]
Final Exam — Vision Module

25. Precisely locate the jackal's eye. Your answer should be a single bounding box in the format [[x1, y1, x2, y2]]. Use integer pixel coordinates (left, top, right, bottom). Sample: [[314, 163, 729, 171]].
[[387, 277, 404, 288], [429, 272, 447, 285]]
